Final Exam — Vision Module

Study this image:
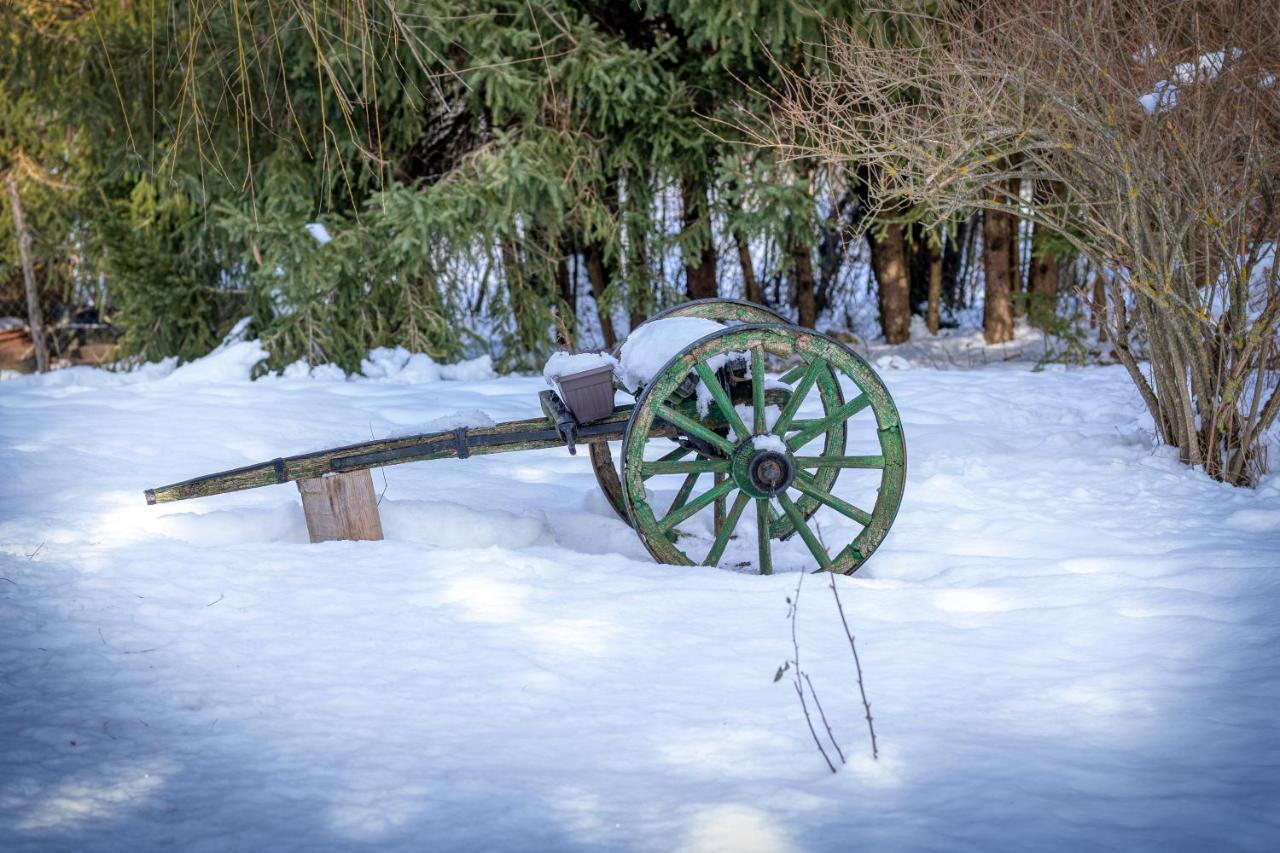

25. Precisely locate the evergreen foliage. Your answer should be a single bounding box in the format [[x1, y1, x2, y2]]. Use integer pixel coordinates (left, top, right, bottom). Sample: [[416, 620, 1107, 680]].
[[2, 0, 873, 372]]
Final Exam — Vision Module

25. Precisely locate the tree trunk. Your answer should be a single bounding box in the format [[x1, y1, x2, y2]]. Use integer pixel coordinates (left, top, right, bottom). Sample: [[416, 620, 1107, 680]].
[[1091, 273, 1107, 343], [734, 230, 764, 305], [907, 224, 930, 313], [942, 218, 966, 310], [627, 220, 649, 333], [583, 242, 617, 349], [815, 192, 852, 317], [6, 177, 49, 372], [554, 252, 573, 348], [1027, 220, 1060, 330], [1007, 180, 1024, 318], [681, 172, 717, 300], [791, 236, 816, 328], [957, 213, 980, 309], [867, 224, 911, 344], [927, 238, 942, 335], [982, 206, 1015, 344]]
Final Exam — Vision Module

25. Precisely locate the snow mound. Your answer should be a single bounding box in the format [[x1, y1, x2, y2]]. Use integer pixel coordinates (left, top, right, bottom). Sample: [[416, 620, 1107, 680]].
[[166, 318, 267, 384], [165, 342, 267, 384], [282, 360, 346, 381], [439, 354, 496, 382], [360, 347, 443, 383], [359, 347, 495, 384], [875, 354, 913, 371], [0, 359, 179, 388], [542, 351, 620, 385], [617, 317, 725, 391], [385, 409, 496, 439]]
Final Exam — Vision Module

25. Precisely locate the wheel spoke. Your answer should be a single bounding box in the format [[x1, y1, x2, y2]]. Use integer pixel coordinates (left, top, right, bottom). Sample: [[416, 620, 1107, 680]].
[[694, 362, 750, 441], [641, 458, 730, 478], [786, 418, 824, 431], [793, 454, 885, 470], [793, 471, 873, 525], [778, 493, 833, 571], [703, 490, 750, 566], [772, 357, 823, 436], [657, 403, 736, 456], [755, 498, 773, 575], [668, 471, 701, 518], [660, 477, 736, 531], [713, 471, 726, 536], [778, 362, 808, 384], [751, 346, 766, 434], [786, 394, 870, 451], [639, 447, 691, 480]]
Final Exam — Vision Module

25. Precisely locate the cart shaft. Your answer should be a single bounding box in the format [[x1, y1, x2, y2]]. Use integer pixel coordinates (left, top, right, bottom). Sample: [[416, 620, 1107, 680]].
[[144, 406, 637, 505]]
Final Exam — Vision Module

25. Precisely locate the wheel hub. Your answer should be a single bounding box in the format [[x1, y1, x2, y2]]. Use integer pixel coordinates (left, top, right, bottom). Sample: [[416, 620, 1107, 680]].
[[732, 440, 795, 498]]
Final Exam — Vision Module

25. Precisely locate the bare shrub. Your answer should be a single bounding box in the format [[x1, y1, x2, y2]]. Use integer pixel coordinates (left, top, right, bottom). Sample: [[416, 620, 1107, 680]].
[[769, 0, 1280, 485], [777, 564, 880, 771]]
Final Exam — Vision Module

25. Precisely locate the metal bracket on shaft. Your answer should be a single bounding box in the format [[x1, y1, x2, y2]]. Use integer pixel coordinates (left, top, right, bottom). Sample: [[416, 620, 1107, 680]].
[[539, 389, 580, 456], [453, 427, 471, 459]]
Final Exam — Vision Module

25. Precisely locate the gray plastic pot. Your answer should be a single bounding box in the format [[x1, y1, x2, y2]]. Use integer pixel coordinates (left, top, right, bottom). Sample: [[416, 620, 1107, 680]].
[[555, 364, 616, 423]]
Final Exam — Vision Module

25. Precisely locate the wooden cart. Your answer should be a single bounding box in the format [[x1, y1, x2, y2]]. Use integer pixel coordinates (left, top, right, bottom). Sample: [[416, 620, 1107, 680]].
[[145, 299, 906, 574]]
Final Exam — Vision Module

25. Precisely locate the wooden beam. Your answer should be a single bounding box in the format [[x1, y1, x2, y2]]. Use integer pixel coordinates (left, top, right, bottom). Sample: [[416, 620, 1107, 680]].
[[296, 470, 384, 543]]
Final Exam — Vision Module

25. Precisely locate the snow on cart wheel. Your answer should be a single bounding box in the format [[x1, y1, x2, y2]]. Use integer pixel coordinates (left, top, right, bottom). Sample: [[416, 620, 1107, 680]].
[[620, 324, 905, 574], [591, 298, 801, 524]]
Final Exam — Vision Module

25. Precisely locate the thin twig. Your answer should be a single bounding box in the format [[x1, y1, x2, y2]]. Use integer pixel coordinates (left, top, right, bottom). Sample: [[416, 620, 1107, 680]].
[[788, 572, 837, 773], [815, 519, 879, 761], [804, 671, 847, 765], [829, 573, 879, 760]]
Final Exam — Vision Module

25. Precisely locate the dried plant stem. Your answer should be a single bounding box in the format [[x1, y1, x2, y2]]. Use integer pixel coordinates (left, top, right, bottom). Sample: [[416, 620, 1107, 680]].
[[829, 573, 879, 760], [803, 671, 846, 766], [789, 572, 837, 774]]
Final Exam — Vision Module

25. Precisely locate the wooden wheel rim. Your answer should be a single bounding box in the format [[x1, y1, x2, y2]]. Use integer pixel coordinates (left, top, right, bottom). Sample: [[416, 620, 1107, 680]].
[[620, 324, 905, 574]]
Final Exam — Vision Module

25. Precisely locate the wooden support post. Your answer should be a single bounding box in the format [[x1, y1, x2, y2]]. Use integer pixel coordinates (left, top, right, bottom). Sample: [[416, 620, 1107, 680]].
[[296, 469, 384, 543], [6, 176, 49, 373]]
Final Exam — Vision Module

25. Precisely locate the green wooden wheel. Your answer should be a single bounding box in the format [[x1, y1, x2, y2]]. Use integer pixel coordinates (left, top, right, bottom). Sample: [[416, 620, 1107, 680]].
[[619, 324, 905, 574]]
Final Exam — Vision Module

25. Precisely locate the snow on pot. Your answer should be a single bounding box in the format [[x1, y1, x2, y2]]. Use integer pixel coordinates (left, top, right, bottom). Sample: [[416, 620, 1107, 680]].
[[542, 351, 620, 423]]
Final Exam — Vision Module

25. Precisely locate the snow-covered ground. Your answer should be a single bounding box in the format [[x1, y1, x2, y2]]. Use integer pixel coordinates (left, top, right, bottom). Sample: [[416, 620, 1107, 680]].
[[2, 342, 1279, 852]]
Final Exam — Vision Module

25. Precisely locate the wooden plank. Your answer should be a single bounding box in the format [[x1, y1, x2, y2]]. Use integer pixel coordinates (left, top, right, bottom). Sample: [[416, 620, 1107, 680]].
[[145, 412, 610, 504], [296, 470, 384, 543]]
